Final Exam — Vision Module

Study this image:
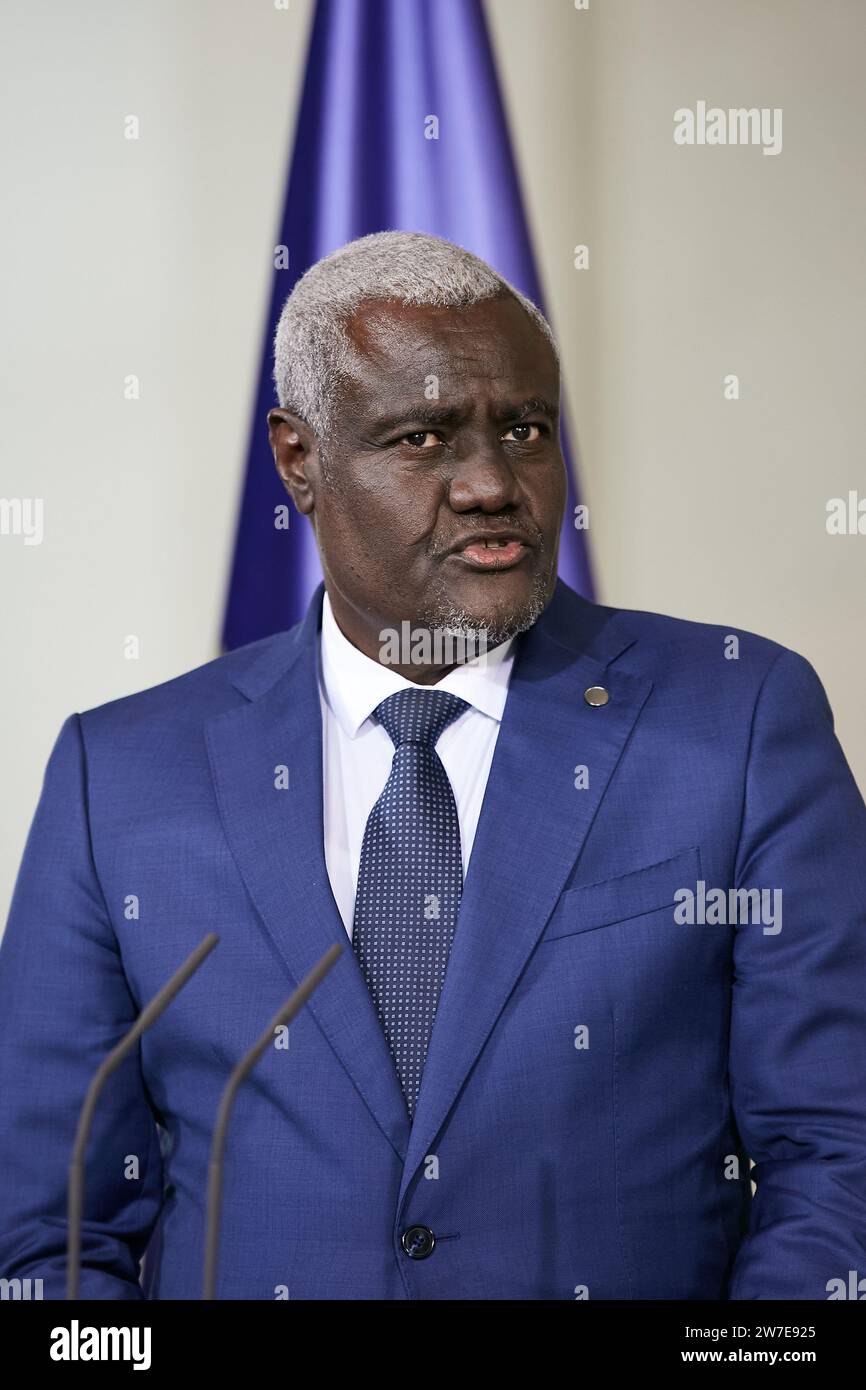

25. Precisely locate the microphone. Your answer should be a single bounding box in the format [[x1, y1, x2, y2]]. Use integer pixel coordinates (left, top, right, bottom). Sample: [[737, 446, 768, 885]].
[[67, 933, 219, 1300], [202, 942, 343, 1300]]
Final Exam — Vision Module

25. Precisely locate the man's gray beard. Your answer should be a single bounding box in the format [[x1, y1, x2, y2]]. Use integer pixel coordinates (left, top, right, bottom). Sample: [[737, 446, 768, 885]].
[[418, 568, 552, 650]]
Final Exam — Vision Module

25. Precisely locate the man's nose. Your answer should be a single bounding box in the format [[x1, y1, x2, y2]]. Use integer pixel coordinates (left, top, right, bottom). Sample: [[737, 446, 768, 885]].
[[447, 446, 521, 512]]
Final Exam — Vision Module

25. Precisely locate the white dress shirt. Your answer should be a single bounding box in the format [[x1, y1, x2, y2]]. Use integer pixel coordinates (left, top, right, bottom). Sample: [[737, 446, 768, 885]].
[[318, 591, 516, 938]]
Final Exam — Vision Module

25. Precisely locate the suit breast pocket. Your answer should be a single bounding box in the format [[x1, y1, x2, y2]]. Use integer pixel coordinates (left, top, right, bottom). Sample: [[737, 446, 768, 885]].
[[539, 845, 703, 943]]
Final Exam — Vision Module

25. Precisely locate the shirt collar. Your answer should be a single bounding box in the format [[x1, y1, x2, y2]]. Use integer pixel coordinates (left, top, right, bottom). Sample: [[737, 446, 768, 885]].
[[319, 589, 516, 738]]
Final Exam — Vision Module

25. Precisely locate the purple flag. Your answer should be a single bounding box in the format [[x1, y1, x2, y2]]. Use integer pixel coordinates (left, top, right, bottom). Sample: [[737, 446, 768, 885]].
[[222, 0, 594, 649]]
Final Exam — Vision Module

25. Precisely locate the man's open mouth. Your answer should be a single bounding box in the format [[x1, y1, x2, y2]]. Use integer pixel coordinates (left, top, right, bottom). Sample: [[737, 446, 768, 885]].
[[451, 538, 529, 570]]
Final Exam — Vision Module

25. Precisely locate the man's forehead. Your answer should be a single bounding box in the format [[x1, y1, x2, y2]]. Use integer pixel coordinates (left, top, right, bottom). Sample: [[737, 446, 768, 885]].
[[341, 295, 557, 395], [345, 295, 550, 358]]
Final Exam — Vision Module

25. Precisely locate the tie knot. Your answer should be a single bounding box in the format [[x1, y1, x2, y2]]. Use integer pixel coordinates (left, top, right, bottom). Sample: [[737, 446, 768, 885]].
[[375, 689, 468, 749]]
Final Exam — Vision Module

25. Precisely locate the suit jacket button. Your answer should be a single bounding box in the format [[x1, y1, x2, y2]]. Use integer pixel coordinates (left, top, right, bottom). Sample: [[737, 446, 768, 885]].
[[401, 1225, 435, 1259], [584, 685, 610, 707]]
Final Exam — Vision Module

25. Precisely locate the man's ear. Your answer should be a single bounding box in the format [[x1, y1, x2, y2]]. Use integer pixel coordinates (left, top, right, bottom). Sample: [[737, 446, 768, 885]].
[[267, 408, 319, 516]]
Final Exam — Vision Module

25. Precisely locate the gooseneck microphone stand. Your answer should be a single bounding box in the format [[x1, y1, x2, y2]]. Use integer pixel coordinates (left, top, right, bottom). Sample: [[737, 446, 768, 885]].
[[67, 933, 220, 1300], [202, 942, 343, 1301]]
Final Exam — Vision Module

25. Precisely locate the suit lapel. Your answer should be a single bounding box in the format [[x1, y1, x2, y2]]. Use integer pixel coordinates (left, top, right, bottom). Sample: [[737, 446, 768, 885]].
[[398, 583, 653, 1208], [205, 585, 411, 1161]]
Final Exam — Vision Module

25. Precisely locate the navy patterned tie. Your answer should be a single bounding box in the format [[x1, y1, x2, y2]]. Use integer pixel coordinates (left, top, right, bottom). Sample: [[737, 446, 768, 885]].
[[352, 688, 469, 1119]]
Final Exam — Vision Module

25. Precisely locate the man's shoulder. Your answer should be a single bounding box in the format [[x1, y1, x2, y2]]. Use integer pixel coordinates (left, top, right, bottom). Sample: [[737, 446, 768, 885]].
[[76, 625, 303, 739], [610, 599, 786, 663], [552, 583, 822, 698]]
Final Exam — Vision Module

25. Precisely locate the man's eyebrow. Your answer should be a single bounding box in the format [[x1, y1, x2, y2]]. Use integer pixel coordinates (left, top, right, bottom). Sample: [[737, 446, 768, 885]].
[[492, 396, 560, 424], [367, 395, 559, 436], [368, 403, 466, 435]]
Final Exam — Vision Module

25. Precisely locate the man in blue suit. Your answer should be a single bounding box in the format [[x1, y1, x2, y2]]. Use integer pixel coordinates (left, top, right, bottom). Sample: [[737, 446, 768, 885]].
[[2, 232, 865, 1300]]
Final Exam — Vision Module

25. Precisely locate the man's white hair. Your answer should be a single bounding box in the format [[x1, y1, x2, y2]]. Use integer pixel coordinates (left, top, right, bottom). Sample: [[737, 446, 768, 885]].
[[273, 230, 559, 439]]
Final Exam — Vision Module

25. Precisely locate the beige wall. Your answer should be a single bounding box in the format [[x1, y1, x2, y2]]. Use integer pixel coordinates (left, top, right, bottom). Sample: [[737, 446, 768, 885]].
[[1, 0, 864, 928]]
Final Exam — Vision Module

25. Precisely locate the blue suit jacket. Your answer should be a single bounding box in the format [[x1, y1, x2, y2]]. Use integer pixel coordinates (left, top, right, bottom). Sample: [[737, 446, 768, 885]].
[[2, 580, 865, 1300]]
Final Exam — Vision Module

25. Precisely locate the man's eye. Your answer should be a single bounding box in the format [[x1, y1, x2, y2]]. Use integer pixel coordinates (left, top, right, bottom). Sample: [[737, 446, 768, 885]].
[[402, 431, 440, 448], [503, 422, 543, 443]]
